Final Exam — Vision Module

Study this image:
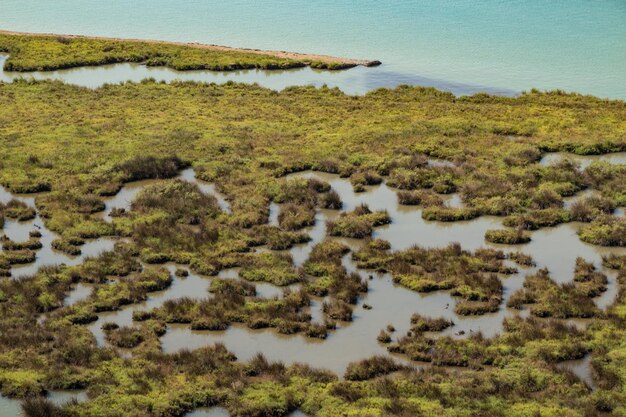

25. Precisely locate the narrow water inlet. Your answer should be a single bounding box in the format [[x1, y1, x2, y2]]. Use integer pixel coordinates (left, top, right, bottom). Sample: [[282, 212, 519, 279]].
[[0, 53, 517, 97]]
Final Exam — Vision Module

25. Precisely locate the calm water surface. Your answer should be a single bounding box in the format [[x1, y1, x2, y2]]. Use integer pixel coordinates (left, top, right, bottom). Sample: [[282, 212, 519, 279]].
[[1, 1, 625, 97]]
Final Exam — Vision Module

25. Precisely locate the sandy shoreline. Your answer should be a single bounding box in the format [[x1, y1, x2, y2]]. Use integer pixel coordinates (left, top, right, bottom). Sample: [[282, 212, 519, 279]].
[[0, 29, 381, 67]]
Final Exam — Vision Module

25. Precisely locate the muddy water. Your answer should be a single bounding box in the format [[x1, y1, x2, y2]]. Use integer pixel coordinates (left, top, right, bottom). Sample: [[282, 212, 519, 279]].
[[178, 168, 231, 213], [540, 152, 626, 169], [0, 396, 21, 417], [268, 202, 280, 226], [185, 407, 230, 417], [161, 261, 439, 374], [101, 178, 160, 222], [0, 390, 87, 417], [0, 54, 515, 97], [287, 172, 623, 288], [557, 354, 595, 390], [47, 390, 88, 406], [0, 168, 229, 278], [64, 283, 94, 306]]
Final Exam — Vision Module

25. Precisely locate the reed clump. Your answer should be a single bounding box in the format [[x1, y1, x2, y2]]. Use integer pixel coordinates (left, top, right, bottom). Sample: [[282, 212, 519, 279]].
[[507, 268, 600, 318], [344, 356, 402, 381], [2, 200, 36, 221], [327, 204, 391, 238], [484, 228, 531, 244], [579, 215, 626, 246]]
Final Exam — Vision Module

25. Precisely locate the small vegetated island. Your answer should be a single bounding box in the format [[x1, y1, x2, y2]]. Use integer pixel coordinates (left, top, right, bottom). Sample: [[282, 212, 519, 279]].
[[0, 31, 626, 417]]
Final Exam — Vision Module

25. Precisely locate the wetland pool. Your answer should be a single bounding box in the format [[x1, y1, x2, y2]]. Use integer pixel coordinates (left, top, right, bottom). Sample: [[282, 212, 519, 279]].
[[3, 154, 626, 415]]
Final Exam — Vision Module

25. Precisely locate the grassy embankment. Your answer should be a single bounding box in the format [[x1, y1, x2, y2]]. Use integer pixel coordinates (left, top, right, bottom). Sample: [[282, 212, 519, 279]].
[[0, 31, 375, 71]]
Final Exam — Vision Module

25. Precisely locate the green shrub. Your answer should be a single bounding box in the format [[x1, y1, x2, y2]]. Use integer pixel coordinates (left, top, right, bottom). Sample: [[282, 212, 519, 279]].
[[484, 228, 531, 244]]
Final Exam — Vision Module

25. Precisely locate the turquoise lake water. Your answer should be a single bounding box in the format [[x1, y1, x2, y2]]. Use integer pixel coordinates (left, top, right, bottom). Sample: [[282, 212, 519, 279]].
[[1, 1, 625, 96]]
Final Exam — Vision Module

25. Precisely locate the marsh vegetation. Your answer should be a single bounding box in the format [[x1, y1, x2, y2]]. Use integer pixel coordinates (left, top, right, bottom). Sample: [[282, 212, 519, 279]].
[[0, 53, 625, 415], [0, 33, 365, 73]]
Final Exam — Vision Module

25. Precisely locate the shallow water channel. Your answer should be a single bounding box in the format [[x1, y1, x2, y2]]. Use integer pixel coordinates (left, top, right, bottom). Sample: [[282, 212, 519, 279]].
[[0, 54, 516, 97]]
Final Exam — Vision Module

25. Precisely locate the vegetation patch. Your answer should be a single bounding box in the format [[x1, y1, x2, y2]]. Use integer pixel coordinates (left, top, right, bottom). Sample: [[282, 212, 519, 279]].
[[484, 228, 531, 244], [344, 356, 402, 381], [353, 241, 512, 315], [327, 204, 390, 238], [410, 314, 454, 332], [0, 61, 624, 416], [239, 252, 302, 286], [579, 215, 626, 246], [2, 200, 36, 221], [507, 268, 601, 318], [0, 32, 337, 72]]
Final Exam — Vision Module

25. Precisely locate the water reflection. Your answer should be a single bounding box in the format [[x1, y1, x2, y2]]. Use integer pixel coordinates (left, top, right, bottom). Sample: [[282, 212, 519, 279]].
[[0, 54, 517, 97], [47, 389, 88, 406], [0, 390, 87, 417]]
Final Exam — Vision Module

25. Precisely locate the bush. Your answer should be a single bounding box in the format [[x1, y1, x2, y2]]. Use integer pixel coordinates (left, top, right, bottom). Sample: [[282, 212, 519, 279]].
[[51, 239, 82, 256], [503, 209, 571, 230], [320, 190, 342, 209], [2, 238, 43, 251], [410, 314, 454, 332], [277, 203, 315, 231], [422, 207, 479, 222], [21, 397, 64, 417], [579, 215, 626, 246], [344, 356, 402, 381], [105, 325, 145, 348], [484, 228, 531, 244], [327, 205, 390, 238], [3, 199, 36, 221], [570, 195, 614, 222], [377, 329, 392, 343]]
